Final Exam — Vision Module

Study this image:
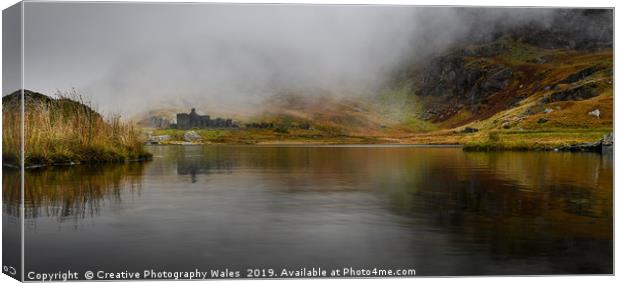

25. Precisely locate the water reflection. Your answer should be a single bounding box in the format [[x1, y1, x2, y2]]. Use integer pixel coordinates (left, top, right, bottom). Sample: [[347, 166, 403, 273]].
[[3, 163, 145, 222], [2, 167, 21, 280], [9, 145, 613, 275]]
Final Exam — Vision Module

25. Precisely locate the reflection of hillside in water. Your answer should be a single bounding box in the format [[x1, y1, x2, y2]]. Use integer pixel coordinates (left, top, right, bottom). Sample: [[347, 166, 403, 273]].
[[381, 150, 612, 216], [168, 146, 612, 225], [2, 163, 145, 222], [8, 146, 612, 233], [377, 150, 612, 273], [166, 145, 612, 271], [6, 145, 612, 273], [379, 150, 612, 230], [3, 169, 21, 218]]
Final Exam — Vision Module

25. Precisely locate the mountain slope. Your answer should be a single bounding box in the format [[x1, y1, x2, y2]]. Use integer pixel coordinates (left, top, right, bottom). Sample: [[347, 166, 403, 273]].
[[142, 9, 612, 148], [386, 9, 613, 148], [410, 37, 612, 129]]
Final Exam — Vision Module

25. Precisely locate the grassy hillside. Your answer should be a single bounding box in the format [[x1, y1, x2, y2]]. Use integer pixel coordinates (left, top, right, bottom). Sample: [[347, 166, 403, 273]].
[[142, 25, 612, 149], [146, 92, 435, 144], [2, 90, 151, 167], [397, 35, 613, 149]]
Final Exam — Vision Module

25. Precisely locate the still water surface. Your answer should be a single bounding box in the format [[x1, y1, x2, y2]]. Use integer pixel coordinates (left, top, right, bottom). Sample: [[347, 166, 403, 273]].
[[4, 145, 613, 276]]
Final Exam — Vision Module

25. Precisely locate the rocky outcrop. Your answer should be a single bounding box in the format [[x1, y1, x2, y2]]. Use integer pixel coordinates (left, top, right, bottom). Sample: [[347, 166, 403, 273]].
[[146, 135, 171, 144], [559, 66, 603, 84], [602, 133, 613, 146], [183, 131, 203, 142], [393, 9, 611, 126], [416, 53, 514, 122], [544, 82, 600, 103], [418, 54, 469, 99], [466, 66, 512, 104], [556, 133, 613, 153], [419, 56, 512, 101]]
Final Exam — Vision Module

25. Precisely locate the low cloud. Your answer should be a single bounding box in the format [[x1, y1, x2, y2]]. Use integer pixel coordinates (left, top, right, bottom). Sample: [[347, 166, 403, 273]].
[[23, 3, 569, 116]]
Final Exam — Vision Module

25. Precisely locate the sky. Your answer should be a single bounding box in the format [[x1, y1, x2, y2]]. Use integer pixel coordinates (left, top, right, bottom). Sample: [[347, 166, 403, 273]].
[[18, 2, 560, 116]]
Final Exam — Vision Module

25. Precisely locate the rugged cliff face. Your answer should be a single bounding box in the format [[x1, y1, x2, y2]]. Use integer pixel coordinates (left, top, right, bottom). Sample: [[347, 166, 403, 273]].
[[404, 9, 612, 130]]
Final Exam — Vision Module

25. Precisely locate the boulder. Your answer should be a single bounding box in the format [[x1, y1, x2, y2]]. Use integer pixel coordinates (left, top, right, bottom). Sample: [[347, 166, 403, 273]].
[[460, 127, 479, 133], [146, 135, 171, 144], [588, 109, 601, 119], [602, 133, 613, 146], [183, 131, 203, 142]]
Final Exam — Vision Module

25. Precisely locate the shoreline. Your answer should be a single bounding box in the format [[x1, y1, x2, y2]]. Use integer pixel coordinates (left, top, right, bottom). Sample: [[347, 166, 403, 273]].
[[5, 131, 613, 169], [4, 142, 612, 170], [145, 140, 612, 153], [145, 142, 464, 147], [2, 156, 152, 170], [147, 127, 613, 148]]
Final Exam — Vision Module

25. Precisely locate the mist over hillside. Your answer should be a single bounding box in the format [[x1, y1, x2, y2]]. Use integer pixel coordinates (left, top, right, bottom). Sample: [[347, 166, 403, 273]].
[[3, 3, 612, 151], [21, 4, 609, 117]]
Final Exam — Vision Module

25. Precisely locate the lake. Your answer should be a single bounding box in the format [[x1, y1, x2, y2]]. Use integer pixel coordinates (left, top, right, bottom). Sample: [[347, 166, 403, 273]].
[[3, 145, 613, 277]]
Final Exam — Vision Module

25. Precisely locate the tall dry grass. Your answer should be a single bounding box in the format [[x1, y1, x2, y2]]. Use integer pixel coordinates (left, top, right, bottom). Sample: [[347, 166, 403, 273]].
[[2, 89, 151, 166], [2, 95, 21, 165]]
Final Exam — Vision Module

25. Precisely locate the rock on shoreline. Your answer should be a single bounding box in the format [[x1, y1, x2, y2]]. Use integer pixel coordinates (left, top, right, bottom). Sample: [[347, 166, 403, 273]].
[[556, 133, 613, 152]]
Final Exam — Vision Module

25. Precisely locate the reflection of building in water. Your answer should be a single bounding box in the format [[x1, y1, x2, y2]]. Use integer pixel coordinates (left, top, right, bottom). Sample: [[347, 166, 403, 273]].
[[176, 156, 234, 183]]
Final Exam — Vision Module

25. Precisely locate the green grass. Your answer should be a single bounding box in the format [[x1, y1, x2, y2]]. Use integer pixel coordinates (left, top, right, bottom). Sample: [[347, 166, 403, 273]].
[[463, 128, 610, 151], [150, 127, 387, 145], [140, 42, 612, 150], [375, 84, 438, 132], [401, 116, 439, 132], [152, 128, 233, 141], [496, 36, 558, 64]]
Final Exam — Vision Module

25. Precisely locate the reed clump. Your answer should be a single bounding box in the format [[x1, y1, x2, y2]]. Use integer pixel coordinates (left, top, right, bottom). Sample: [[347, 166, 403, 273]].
[[2, 89, 151, 167]]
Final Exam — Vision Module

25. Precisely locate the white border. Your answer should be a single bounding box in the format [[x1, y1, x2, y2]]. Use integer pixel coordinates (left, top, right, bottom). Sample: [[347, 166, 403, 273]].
[[0, 1, 617, 283]]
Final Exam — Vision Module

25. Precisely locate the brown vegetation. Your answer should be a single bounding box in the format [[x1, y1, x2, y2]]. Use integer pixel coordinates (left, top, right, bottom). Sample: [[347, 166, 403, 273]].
[[2, 89, 151, 167]]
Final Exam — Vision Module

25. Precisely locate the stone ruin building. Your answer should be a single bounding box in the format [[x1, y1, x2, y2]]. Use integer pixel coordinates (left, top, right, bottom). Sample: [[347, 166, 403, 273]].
[[173, 108, 235, 129], [149, 117, 170, 129]]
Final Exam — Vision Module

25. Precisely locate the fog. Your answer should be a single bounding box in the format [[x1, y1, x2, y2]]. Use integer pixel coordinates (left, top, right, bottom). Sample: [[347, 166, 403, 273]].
[[22, 3, 560, 116]]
